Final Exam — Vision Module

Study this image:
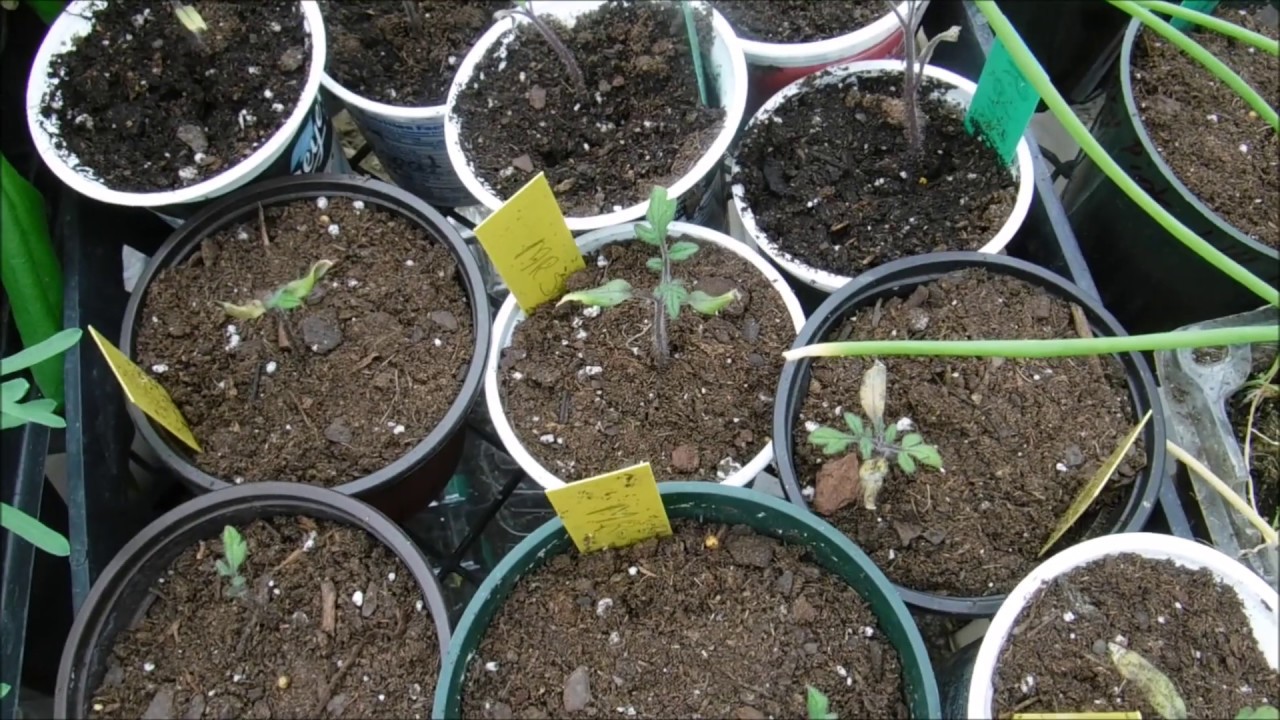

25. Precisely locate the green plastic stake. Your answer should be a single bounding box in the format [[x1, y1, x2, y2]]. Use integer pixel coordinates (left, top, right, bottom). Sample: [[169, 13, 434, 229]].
[[682, 2, 709, 106], [1170, 0, 1218, 31], [0, 154, 65, 407], [964, 38, 1041, 165]]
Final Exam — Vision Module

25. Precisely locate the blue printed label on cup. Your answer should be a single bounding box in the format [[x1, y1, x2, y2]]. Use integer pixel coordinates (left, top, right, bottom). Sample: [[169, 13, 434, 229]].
[[345, 106, 475, 208]]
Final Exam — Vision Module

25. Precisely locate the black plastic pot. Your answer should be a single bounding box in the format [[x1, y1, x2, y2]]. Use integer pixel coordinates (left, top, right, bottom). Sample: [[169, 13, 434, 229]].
[[1060, 17, 1280, 335], [54, 481, 453, 718], [119, 174, 491, 522], [772, 251, 1167, 617]]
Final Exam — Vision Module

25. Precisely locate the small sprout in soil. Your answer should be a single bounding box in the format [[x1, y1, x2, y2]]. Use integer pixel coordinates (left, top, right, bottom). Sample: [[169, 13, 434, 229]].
[[557, 186, 739, 366], [807, 361, 942, 510], [218, 259, 335, 320], [496, 0, 586, 94], [1238, 706, 1280, 720], [215, 524, 248, 599], [885, 0, 960, 154], [401, 0, 423, 30], [170, 0, 208, 50], [806, 685, 838, 720], [703, 533, 720, 550], [1108, 641, 1187, 720]]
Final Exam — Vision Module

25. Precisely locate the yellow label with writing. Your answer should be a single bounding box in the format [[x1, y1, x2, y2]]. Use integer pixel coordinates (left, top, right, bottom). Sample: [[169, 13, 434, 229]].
[[546, 462, 673, 553], [88, 326, 202, 452], [474, 172, 585, 314]]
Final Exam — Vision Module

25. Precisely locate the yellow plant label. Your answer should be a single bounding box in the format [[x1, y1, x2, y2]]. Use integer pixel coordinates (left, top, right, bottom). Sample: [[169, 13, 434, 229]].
[[474, 172, 585, 313], [88, 326, 202, 452], [1039, 409, 1153, 556], [546, 462, 673, 553]]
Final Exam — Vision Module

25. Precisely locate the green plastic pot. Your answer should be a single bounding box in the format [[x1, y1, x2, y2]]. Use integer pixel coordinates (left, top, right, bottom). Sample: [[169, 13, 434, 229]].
[[432, 482, 941, 719]]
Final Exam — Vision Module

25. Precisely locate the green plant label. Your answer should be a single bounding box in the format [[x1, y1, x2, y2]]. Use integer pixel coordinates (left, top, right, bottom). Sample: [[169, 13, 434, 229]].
[[964, 38, 1040, 166], [1170, 0, 1219, 31]]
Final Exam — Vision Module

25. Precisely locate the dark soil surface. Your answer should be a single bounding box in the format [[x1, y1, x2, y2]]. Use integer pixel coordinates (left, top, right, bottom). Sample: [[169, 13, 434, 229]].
[[733, 72, 1017, 277], [500, 239, 793, 483], [322, 1, 506, 107], [134, 197, 473, 487], [712, 1, 884, 43], [89, 517, 439, 719], [1131, 2, 1279, 248], [43, 1, 309, 192], [792, 269, 1145, 598], [461, 521, 908, 719], [1228, 347, 1280, 532], [993, 553, 1280, 717], [452, 1, 725, 217]]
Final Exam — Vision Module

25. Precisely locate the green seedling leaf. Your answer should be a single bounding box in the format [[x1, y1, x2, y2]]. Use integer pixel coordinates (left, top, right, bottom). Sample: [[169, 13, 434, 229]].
[[898, 452, 916, 474], [222, 525, 247, 572], [645, 186, 677, 242], [809, 426, 856, 455], [557, 279, 633, 308], [654, 282, 688, 320], [1108, 642, 1187, 720], [806, 685, 838, 719], [1237, 706, 1280, 720], [1, 501, 70, 556], [668, 240, 699, 262], [883, 424, 897, 444], [2, 379, 29, 404], [0, 327, 81, 377], [646, 257, 663, 273], [171, 0, 207, 33], [858, 436, 875, 460], [275, 259, 334, 305], [860, 361, 887, 432], [687, 289, 737, 315], [2, 397, 64, 429], [1039, 409, 1152, 557], [219, 300, 266, 320], [901, 433, 923, 447], [907, 444, 942, 468], [843, 412, 864, 436], [635, 224, 661, 247], [0, 682, 10, 699]]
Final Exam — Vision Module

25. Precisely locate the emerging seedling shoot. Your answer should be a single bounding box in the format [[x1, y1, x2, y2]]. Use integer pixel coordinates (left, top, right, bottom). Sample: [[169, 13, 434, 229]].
[[218, 259, 335, 320], [171, 0, 208, 50], [215, 524, 248, 599], [496, 0, 585, 93], [807, 685, 838, 719], [557, 185, 739, 366], [807, 361, 942, 511], [885, 0, 960, 154]]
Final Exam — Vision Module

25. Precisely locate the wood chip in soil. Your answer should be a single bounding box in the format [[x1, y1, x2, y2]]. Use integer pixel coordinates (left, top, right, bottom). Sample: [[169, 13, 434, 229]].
[[792, 269, 1146, 598], [712, 1, 884, 44], [1131, 2, 1279, 248], [500, 239, 792, 483], [451, 1, 725, 217], [322, 1, 507, 107], [993, 553, 1280, 718], [89, 518, 439, 719], [733, 72, 1017, 277], [1228, 345, 1280, 531], [133, 197, 473, 487], [43, 1, 309, 192], [461, 521, 908, 719]]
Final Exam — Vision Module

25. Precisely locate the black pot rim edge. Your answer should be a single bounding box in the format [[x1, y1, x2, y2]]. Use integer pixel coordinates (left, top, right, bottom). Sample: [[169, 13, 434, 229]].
[[118, 173, 492, 498], [53, 481, 454, 717], [772, 251, 1169, 617], [1119, 17, 1279, 261]]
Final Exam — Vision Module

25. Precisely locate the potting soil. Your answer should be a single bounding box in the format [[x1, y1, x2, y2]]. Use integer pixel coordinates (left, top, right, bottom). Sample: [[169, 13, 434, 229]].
[[712, 0, 883, 44]]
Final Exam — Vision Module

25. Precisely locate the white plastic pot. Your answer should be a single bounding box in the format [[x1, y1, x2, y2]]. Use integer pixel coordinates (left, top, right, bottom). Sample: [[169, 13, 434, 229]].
[[731, 1, 920, 107], [443, 0, 748, 233], [728, 60, 1036, 295], [27, 0, 334, 221], [965, 532, 1280, 720], [320, 16, 474, 208], [484, 221, 806, 490]]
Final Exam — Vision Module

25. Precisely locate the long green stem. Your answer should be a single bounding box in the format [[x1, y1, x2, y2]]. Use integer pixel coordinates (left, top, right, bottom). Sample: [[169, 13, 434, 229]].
[[972, 1, 1279, 309], [783, 325, 1276, 361], [1133, 0, 1279, 55], [1110, 0, 1278, 129]]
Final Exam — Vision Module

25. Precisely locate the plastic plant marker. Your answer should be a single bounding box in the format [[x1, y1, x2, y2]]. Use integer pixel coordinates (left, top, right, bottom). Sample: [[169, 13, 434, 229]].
[[681, 1, 709, 106], [1169, 0, 1218, 31], [964, 38, 1041, 165], [87, 326, 202, 452], [1, 501, 71, 557], [1012, 714, 1143, 719], [545, 462, 673, 553], [474, 172, 585, 314], [1040, 409, 1153, 556]]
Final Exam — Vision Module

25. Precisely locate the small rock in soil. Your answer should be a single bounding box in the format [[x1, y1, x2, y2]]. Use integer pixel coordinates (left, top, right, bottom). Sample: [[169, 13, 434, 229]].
[[176, 124, 209, 154], [103, 658, 124, 687], [922, 528, 947, 545], [183, 694, 206, 720], [736, 707, 766, 720], [326, 693, 352, 716], [430, 310, 459, 332], [1063, 444, 1086, 467], [487, 702, 515, 719], [790, 596, 818, 623], [142, 687, 176, 720], [814, 453, 861, 516], [563, 665, 592, 712], [725, 533, 776, 568], [671, 444, 700, 472], [361, 582, 378, 618], [324, 420, 352, 445], [512, 154, 535, 174], [300, 314, 343, 354], [528, 85, 547, 110], [741, 317, 760, 343], [278, 45, 306, 72], [893, 520, 923, 545], [775, 570, 795, 596]]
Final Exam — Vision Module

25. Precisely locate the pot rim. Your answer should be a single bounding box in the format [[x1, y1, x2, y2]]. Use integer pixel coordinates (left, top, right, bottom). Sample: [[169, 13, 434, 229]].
[[729, 1, 917, 68], [484, 220, 806, 490]]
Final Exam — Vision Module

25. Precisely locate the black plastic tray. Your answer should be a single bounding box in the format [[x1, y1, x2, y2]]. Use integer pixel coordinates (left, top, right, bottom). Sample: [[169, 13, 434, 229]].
[[924, 1, 1194, 540]]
